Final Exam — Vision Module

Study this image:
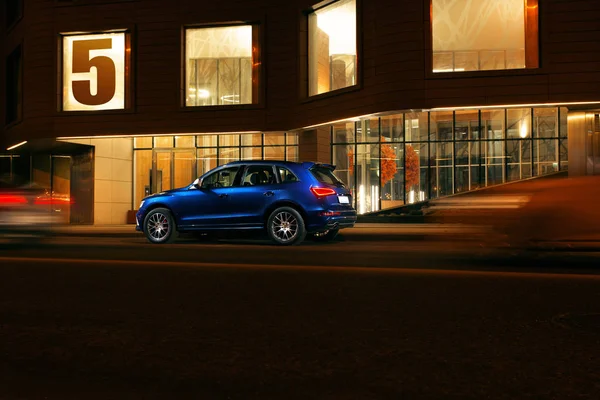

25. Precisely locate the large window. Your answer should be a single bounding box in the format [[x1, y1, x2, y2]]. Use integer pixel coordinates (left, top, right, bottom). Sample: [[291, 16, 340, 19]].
[[308, 0, 357, 96], [185, 25, 260, 106], [133, 133, 298, 207], [5, 45, 23, 125], [331, 107, 564, 214], [432, 0, 539, 73]]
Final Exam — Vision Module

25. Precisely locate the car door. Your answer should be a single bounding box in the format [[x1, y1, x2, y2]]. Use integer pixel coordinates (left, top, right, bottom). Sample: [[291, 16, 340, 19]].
[[225, 164, 281, 227], [176, 166, 241, 228]]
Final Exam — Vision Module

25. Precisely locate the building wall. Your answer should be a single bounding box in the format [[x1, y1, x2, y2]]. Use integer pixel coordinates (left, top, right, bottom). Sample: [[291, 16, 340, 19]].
[[62, 137, 133, 224], [3, 0, 600, 146]]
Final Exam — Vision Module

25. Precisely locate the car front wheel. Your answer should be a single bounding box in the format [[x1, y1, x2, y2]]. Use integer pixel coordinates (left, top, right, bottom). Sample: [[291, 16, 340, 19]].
[[267, 207, 306, 246], [143, 207, 179, 244]]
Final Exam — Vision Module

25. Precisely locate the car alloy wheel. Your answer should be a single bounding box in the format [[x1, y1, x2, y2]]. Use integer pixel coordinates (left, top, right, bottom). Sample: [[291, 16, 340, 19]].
[[267, 207, 306, 245], [148, 212, 170, 240], [143, 207, 178, 244]]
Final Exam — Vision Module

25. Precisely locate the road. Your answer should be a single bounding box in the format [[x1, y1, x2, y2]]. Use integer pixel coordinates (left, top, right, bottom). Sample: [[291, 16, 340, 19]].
[[1, 233, 600, 399]]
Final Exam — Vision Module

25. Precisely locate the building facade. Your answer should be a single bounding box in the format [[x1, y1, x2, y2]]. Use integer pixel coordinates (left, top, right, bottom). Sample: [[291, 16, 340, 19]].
[[2, 0, 600, 224]]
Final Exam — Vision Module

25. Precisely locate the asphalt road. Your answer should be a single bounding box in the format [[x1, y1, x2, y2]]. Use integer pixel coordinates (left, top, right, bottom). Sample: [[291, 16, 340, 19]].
[[1, 235, 600, 399]]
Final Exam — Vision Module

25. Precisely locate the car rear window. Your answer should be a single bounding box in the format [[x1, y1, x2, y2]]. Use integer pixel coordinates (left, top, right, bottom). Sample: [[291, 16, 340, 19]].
[[310, 166, 343, 185]]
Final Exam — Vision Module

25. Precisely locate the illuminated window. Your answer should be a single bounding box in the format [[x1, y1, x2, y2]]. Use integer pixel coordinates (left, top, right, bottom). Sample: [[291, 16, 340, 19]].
[[308, 0, 357, 96], [432, 0, 539, 73], [185, 25, 260, 106]]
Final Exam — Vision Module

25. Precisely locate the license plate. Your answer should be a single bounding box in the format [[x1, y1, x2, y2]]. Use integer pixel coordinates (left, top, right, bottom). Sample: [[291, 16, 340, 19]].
[[338, 195, 350, 204]]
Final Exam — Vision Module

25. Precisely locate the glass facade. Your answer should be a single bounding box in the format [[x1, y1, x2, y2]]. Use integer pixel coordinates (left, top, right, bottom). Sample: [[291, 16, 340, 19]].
[[308, 0, 357, 96], [432, 0, 539, 73], [133, 133, 299, 207], [185, 25, 260, 106], [331, 107, 565, 214]]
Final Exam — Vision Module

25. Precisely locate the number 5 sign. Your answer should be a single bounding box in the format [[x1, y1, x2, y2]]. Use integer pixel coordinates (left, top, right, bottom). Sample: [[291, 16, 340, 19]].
[[62, 32, 127, 111]]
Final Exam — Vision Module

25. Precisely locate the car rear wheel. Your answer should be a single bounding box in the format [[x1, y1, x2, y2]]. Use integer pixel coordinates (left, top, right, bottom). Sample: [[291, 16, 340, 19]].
[[144, 207, 178, 244], [310, 228, 339, 242], [267, 207, 306, 246]]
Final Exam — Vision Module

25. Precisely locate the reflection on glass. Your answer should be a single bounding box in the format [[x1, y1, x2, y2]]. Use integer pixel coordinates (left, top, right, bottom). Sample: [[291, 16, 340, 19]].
[[197, 148, 217, 177], [264, 133, 285, 146], [455, 110, 480, 141], [534, 108, 558, 138], [507, 108, 531, 139], [357, 118, 379, 143], [218, 147, 239, 165], [308, 0, 357, 96], [333, 122, 355, 143], [381, 114, 403, 142], [264, 146, 285, 160], [405, 112, 429, 142], [430, 111, 453, 141]]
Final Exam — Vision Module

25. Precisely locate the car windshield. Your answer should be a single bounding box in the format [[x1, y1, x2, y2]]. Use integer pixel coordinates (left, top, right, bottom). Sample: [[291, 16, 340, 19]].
[[310, 165, 343, 185]]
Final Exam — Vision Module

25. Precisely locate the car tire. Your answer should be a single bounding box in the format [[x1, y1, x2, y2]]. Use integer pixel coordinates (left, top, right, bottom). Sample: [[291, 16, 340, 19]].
[[267, 206, 306, 246], [310, 228, 339, 242], [143, 207, 179, 244]]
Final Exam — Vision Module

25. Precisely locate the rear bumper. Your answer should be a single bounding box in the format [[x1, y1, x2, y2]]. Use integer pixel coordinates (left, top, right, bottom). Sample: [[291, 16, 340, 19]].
[[307, 210, 357, 232]]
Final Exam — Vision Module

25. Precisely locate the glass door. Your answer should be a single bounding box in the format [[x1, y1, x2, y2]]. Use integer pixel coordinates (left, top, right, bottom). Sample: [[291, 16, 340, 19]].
[[152, 149, 196, 193]]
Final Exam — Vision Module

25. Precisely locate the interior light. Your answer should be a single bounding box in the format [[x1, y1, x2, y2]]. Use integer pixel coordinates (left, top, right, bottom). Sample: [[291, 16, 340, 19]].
[[519, 119, 529, 138], [315, 1, 356, 56]]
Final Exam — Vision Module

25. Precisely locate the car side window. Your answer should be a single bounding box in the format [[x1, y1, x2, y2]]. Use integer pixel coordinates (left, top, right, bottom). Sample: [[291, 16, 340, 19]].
[[242, 165, 276, 186], [201, 167, 240, 189], [277, 167, 298, 184]]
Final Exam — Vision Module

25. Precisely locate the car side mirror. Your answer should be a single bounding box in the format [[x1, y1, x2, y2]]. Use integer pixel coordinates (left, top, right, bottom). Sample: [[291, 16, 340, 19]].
[[192, 178, 202, 189]]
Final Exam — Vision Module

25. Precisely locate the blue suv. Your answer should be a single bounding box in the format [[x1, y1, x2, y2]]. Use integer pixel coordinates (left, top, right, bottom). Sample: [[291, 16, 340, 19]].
[[136, 161, 357, 245]]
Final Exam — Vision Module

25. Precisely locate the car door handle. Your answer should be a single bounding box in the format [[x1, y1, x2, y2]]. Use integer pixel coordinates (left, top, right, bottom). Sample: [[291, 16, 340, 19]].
[[219, 193, 228, 198], [263, 191, 274, 197]]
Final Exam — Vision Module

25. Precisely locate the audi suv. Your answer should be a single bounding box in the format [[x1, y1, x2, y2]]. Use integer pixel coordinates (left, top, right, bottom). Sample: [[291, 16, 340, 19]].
[[136, 161, 357, 245]]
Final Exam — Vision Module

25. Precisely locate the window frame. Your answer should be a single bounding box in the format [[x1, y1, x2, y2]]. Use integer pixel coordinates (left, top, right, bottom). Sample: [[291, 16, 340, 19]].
[[302, 0, 362, 101], [182, 22, 264, 110], [425, 0, 541, 79]]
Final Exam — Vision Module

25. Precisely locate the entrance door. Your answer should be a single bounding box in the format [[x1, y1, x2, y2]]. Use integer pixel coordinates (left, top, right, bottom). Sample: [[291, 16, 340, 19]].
[[152, 149, 196, 193]]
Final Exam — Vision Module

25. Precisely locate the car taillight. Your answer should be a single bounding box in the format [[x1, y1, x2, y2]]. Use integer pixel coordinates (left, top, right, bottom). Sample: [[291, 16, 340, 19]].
[[0, 194, 28, 205], [310, 187, 337, 198]]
